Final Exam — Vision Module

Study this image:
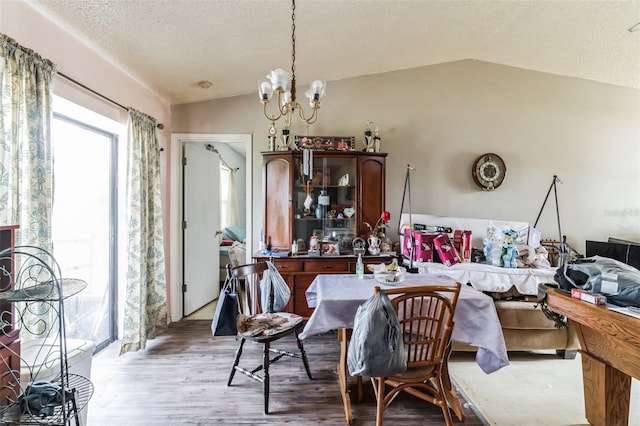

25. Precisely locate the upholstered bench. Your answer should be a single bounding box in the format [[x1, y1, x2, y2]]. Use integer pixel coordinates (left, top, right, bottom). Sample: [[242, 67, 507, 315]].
[[450, 299, 577, 358], [400, 213, 578, 358]]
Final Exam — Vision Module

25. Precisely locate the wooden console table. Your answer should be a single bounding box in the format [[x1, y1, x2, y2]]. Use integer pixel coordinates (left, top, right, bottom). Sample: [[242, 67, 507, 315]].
[[545, 288, 640, 426]]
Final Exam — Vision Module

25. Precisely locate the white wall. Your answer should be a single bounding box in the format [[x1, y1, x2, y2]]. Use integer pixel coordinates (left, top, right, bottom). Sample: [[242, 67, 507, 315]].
[[172, 60, 640, 255]]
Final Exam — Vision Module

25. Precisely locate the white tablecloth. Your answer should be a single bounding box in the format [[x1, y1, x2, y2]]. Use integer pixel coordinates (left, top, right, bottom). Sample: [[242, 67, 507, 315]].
[[300, 273, 509, 374]]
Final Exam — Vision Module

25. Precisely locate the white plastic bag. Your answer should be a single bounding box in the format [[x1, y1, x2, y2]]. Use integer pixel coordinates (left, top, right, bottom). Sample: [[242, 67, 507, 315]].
[[260, 261, 291, 312], [347, 290, 407, 377]]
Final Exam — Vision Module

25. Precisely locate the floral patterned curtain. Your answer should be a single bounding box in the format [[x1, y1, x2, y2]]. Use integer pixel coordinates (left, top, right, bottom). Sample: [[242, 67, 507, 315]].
[[120, 108, 167, 354], [0, 34, 56, 249]]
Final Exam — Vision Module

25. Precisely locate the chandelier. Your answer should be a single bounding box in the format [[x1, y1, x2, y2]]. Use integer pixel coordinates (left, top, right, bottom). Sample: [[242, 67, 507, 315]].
[[258, 0, 326, 147]]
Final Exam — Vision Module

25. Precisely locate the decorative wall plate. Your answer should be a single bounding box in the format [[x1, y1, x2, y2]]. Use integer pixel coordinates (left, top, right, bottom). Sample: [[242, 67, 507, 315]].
[[472, 153, 506, 191]]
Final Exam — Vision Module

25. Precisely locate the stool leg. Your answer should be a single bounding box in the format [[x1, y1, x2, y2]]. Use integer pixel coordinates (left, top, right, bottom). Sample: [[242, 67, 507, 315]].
[[228, 337, 245, 386], [263, 341, 270, 414]]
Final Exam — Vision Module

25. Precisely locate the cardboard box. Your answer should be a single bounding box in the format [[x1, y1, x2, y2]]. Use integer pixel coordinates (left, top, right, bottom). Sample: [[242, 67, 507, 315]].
[[403, 229, 438, 262], [462, 230, 472, 262], [402, 228, 418, 260], [448, 229, 471, 262], [402, 228, 410, 258], [433, 233, 462, 266], [571, 288, 606, 305], [453, 230, 463, 257], [414, 232, 438, 262]]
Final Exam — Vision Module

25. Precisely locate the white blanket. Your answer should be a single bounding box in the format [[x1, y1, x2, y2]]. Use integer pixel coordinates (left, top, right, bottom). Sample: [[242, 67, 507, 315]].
[[418, 262, 556, 295]]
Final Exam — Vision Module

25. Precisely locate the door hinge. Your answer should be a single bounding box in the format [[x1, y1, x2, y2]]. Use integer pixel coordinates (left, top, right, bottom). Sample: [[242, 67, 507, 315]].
[[183, 221, 187, 229], [183, 157, 187, 166], [182, 283, 187, 293]]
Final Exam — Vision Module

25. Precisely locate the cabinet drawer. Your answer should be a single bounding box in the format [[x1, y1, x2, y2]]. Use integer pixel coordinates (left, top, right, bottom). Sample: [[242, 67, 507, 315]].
[[272, 261, 303, 272], [303, 260, 349, 272]]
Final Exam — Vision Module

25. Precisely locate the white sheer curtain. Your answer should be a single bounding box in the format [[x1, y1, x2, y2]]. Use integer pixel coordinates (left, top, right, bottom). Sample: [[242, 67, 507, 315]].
[[220, 164, 239, 228], [0, 34, 56, 248], [120, 108, 167, 354]]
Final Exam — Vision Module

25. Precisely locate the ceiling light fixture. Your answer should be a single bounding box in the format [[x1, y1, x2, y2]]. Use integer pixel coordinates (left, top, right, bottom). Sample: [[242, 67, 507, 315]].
[[258, 0, 326, 150]]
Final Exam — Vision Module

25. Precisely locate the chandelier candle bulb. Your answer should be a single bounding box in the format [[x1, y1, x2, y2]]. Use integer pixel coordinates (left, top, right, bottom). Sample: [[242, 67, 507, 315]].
[[259, 81, 273, 100]]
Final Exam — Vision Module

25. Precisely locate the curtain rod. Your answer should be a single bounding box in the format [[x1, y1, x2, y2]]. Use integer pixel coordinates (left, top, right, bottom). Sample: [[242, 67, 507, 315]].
[[205, 144, 240, 172], [57, 71, 164, 130]]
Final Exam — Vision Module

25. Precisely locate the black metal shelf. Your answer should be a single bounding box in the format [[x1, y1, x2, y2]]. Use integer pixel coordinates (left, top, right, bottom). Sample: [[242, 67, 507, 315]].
[[0, 246, 93, 425], [0, 279, 87, 303]]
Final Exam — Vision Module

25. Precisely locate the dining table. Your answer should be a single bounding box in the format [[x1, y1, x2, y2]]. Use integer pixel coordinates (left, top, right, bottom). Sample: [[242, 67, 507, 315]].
[[299, 272, 509, 425]]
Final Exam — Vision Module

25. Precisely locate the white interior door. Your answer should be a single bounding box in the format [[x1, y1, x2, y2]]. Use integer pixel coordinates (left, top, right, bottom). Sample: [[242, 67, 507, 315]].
[[183, 143, 220, 316]]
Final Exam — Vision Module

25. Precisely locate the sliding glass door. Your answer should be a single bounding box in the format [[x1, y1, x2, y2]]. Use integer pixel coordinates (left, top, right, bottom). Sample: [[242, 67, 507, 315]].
[[51, 110, 119, 352]]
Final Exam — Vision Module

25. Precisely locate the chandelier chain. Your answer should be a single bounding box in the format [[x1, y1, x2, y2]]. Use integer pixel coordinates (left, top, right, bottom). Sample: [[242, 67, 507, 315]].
[[290, 0, 297, 101]]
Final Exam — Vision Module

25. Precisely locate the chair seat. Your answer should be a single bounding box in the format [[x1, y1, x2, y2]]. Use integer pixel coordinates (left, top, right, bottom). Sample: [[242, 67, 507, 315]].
[[389, 364, 437, 381], [238, 312, 303, 337]]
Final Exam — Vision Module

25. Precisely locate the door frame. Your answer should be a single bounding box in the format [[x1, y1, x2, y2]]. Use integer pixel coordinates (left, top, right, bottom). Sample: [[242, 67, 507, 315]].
[[169, 133, 253, 322]]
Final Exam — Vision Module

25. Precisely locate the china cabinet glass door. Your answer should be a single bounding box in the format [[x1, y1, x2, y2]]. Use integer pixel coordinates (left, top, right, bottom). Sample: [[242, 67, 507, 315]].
[[293, 155, 357, 254]]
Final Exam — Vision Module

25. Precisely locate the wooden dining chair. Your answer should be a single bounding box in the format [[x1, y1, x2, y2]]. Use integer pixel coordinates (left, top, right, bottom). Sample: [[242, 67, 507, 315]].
[[370, 282, 462, 426], [226, 262, 312, 414]]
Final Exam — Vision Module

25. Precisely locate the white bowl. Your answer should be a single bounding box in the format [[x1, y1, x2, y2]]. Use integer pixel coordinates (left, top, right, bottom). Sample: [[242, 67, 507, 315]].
[[374, 267, 406, 285]]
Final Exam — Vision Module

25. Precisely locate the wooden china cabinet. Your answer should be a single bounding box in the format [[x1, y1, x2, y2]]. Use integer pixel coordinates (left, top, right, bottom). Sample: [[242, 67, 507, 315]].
[[254, 150, 393, 318], [0, 225, 19, 403]]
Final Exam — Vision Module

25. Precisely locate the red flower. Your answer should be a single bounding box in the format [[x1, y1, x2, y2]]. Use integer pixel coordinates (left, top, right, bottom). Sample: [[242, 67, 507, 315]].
[[381, 211, 391, 223]]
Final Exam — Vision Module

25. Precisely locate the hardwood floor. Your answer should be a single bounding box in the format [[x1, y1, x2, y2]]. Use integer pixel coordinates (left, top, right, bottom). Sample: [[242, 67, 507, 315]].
[[88, 320, 485, 425]]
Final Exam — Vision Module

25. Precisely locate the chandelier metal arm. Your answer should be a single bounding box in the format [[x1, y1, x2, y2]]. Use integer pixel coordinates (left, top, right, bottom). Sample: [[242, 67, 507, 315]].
[[296, 101, 320, 124], [262, 101, 282, 122]]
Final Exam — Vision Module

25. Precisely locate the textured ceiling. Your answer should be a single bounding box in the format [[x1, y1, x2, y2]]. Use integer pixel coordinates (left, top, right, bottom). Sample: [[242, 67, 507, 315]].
[[27, 0, 640, 106]]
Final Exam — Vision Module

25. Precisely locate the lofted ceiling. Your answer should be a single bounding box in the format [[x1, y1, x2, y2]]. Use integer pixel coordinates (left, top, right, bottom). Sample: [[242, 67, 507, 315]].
[[27, 0, 640, 106]]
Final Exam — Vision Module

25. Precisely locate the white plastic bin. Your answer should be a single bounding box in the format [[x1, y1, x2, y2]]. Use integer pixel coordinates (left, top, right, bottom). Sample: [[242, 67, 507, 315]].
[[20, 338, 95, 426]]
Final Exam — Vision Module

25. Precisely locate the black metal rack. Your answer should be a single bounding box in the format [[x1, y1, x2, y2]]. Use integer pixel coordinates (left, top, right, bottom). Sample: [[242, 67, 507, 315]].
[[0, 246, 94, 425]]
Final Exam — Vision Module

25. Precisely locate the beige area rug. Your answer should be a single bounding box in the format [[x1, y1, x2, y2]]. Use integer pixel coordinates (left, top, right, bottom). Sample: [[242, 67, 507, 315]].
[[449, 350, 640, 426]]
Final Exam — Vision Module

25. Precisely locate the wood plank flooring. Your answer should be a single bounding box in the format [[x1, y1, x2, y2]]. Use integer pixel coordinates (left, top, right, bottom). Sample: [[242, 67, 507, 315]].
[[88, 320, 485, 425]]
